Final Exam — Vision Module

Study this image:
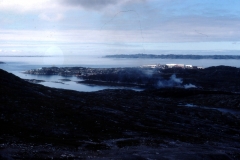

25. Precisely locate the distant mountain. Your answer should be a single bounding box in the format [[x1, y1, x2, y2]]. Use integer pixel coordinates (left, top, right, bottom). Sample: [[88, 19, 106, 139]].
[[1, 68, 240, 159], [104, 54, 240, 59]]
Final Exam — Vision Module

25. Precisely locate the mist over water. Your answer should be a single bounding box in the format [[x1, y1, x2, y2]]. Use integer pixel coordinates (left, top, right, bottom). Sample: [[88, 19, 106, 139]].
[[1, 53, 240, 68]]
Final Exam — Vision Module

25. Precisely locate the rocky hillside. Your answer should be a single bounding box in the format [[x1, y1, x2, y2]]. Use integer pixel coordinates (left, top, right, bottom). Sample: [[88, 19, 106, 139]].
[[1, 69, 240, 159]]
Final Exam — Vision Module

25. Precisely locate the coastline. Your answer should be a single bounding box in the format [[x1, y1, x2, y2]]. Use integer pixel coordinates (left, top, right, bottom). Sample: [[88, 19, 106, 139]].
[[22, 65, 240, 92]]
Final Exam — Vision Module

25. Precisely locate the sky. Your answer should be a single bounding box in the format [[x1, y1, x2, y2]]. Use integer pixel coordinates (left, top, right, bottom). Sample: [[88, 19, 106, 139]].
[[1, 0, 240, 56]]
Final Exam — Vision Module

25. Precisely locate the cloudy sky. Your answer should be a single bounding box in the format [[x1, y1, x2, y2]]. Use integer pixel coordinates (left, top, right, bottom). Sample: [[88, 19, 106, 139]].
[[0, 0, 240, 56]]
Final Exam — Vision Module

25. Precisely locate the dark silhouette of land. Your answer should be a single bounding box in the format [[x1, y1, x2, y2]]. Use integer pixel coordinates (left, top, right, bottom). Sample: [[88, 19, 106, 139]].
[[104, 54, 240, 59]]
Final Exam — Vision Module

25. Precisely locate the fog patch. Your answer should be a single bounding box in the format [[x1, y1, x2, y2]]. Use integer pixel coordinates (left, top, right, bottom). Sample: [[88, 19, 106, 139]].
[[157, 74, 197, 89], [43, 46, 65, 65], [142, 69, 154, 78], [184, 84, 197, 89], [170, 74, 182, 84], [157, 74, 182, 88]]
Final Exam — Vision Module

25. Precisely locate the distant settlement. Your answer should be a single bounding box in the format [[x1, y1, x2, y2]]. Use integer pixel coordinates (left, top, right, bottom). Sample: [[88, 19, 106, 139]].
[[141, 64, 204, 69]]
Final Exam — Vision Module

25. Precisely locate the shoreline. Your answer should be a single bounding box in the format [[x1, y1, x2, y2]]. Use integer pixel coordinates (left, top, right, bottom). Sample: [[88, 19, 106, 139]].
[[77, 79, 146, 88], [22, 65, 240, 92]]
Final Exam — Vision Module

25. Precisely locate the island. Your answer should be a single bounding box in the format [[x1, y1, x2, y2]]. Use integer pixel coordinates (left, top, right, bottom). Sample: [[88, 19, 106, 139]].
[[104, 54, 240, 59]]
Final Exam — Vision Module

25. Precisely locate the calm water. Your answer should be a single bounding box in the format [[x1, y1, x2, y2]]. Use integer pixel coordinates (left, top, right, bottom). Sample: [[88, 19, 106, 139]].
[[0, 56, 146, 92], [1, 55, 240, 92], [1, 55, 240, 67]]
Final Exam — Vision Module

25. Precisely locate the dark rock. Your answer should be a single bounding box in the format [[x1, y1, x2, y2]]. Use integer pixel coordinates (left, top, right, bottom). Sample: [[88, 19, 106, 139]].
[[1, 68, 240, 159], [59, 79, 71, 81]]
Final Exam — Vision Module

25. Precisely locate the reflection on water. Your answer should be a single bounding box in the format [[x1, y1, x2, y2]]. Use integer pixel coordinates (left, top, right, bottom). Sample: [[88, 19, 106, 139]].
[[17, 72, 143, 92], [0, 63, 143, 92]]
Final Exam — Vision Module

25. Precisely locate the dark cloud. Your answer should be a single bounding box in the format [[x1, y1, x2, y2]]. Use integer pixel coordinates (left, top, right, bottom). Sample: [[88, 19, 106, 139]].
[[60, 0, 145, 10]]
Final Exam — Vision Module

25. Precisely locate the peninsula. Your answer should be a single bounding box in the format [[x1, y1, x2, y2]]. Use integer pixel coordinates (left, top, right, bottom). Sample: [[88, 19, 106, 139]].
[[24, 65, 240, 92], [104, 54, 240, 59]]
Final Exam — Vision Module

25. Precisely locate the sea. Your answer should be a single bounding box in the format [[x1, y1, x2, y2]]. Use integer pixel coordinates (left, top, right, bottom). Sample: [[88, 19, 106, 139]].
[[1, 54, 240, 92]]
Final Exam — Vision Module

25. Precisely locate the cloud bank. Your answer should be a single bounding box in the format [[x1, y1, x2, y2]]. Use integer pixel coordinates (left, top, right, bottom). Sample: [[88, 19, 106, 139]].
[[1, 0, 240, 55], [60, 0, 146, 10], [0, 0, 60, 12], [60, 0, 118, 10], [0, 0, 146, 12]]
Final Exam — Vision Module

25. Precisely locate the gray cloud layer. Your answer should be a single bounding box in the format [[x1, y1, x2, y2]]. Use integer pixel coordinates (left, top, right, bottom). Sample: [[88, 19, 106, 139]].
[[60, 0, 145, 10]]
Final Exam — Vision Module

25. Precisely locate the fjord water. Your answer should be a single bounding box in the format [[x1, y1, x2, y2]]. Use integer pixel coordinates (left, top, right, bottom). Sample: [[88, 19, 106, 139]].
[[0, 55, 147, 92], [1, 54, 240, 92]]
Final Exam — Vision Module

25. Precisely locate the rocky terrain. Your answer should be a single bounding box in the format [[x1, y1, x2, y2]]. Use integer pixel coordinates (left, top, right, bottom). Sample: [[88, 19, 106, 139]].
[[1, 67, 240, 159]]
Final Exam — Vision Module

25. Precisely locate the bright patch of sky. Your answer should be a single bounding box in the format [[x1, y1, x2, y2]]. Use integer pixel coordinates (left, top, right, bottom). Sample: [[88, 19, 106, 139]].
[[0, 0, 240, 56], [158, 0, 240, 17]]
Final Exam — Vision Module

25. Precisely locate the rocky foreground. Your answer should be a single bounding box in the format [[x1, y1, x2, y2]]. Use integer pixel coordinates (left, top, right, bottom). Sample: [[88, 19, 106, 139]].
[[1, 68, 240, 159]]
